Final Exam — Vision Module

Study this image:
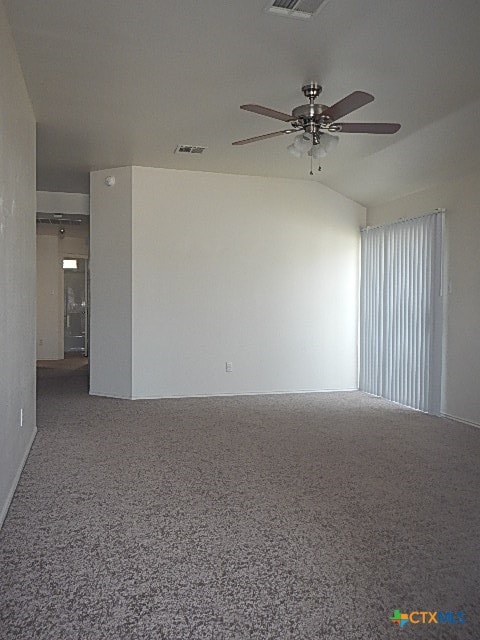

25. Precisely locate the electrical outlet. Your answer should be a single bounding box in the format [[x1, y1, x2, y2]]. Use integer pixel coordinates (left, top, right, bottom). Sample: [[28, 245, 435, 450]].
[[225, 361, 233, 373], [39, 339, 43, 346], [20, 408, 23, 427]]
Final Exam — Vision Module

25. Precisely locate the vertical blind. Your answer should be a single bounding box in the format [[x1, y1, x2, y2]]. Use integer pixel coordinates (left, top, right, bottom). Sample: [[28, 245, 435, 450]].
[[360, 212, 444, 413]]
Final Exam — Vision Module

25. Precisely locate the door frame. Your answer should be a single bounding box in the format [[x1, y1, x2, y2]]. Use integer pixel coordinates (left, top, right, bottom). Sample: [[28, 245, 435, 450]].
[[61, 253, 89, 356]]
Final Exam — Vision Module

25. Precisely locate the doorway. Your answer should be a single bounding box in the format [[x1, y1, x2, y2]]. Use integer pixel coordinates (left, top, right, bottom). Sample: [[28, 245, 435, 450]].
[[63, 257, 88, 356]]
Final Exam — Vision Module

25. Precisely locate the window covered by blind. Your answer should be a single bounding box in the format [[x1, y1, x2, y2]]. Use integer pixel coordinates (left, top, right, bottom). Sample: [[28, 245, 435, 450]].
[[360, 212, 444, 413]]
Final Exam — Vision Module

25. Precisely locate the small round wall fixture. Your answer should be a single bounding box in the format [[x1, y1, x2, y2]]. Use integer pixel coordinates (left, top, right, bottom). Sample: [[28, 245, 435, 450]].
[[105, 176, 115, 187]]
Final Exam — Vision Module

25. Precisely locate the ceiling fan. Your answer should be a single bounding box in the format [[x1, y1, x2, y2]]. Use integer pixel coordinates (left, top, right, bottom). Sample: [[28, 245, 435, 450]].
[[232, 83, 401, 172]]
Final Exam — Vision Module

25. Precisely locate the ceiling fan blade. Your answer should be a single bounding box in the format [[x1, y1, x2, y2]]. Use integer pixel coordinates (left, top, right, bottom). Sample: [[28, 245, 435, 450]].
[[240, 104, 295, 122], [232, 130, 294, 145], [335, 122, 401, 134], [322, 91, 374, 122]]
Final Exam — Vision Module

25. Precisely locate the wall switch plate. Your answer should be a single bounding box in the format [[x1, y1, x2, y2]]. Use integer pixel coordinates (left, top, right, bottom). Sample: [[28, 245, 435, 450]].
[[225, 361, 233, 373]]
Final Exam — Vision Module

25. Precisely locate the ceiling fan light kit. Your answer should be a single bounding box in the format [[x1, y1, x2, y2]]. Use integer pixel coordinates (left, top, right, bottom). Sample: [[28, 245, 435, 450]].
[[320, 132, 339, 153], [310, 144, 326, 160], [286, 130, 339, 159], [310, 133, 339, 159], [293, 133, 313, 152], [286, 143, 303, 158], [233, 83, 401, 173]]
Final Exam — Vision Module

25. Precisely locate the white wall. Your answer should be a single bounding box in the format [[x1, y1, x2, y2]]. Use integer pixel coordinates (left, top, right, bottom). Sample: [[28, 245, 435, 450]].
[[37, 191, 89, 216], [0, 1, 36, 526], [36, 235, 62, 359], [368, 170, 480, 427], [90, 167, 133, 398], [36, 224, 89, 359], [90, 166, 365, 398]]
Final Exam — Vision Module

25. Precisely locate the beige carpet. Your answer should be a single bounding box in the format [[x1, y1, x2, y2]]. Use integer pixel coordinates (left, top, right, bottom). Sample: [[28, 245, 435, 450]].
[[0, 364, 478, 639]]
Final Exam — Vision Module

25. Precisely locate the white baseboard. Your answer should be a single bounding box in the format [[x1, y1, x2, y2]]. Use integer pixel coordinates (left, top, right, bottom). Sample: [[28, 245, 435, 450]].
[[129, 388, 359, 400], [89, 389, 133, 399], [441, 413, 480, 430], [0, 426, 37, 529], [90, 387, 359, 400]]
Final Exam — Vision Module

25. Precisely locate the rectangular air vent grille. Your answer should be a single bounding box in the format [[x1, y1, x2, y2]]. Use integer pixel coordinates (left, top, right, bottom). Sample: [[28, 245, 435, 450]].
[[266, 0, 330, 19], [175, 145, 207, 155], [36, 216, 85, 225]]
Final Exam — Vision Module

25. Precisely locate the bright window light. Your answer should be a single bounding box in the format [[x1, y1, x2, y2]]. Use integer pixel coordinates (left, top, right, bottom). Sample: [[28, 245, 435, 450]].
[[63, 259, 78, 270]]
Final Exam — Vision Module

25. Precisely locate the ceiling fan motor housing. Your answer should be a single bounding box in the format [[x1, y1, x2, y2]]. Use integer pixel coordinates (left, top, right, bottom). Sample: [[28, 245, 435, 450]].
[[291, 103, 329, 140], [291, 103, 326, 120]]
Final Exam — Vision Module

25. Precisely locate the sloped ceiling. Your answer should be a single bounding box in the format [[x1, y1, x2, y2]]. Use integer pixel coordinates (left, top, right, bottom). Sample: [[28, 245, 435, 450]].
[[6, 0, 480, 206]]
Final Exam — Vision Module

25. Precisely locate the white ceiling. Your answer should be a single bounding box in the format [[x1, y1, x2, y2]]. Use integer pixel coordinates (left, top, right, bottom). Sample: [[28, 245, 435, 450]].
[[6, 0, 480, 206]]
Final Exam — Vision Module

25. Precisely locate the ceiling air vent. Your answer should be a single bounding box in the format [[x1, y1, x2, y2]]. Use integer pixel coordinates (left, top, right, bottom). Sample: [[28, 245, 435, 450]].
[[265, 0, 330, 19], [36, 215, 86, 225], [175, 145, 207, 155]]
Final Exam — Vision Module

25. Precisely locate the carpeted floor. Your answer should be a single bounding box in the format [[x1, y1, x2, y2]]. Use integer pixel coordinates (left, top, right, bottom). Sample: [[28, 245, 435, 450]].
[[1, 364, 479, 639]]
